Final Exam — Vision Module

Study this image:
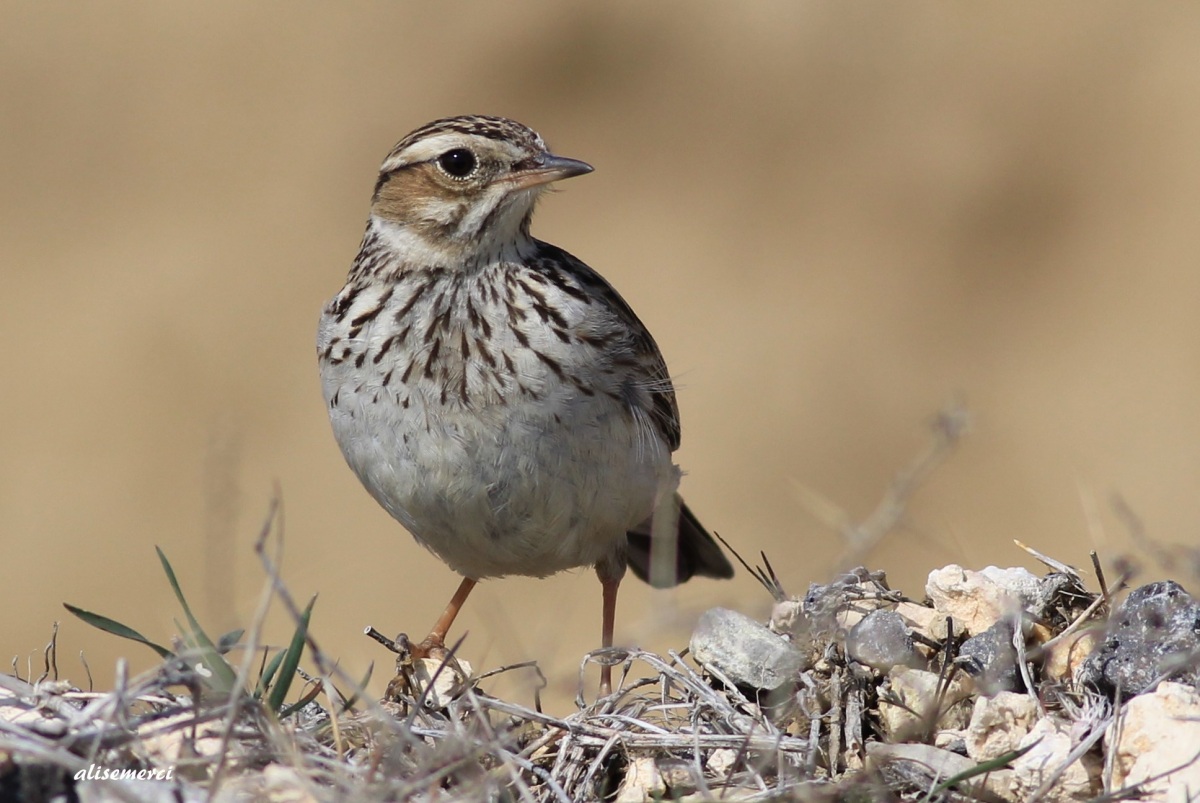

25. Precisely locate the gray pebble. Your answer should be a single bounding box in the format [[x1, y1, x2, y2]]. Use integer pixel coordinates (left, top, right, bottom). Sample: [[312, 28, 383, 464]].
[[1080, 580, 1200, 697], [846, 610, 923, 672], [690, 607, 806, 691], [956, 619, 1021, 694]]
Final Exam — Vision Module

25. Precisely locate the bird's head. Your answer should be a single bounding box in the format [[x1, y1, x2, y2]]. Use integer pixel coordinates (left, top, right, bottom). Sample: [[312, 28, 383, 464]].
[[369, 115, 592, 264]]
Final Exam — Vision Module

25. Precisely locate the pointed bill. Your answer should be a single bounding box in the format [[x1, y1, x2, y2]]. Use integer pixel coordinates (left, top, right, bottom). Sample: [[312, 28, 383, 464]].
[[505, 154, 593, 190]]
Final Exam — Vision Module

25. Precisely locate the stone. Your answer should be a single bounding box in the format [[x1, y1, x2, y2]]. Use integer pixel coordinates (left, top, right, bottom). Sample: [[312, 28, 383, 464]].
[[878, 667, 972, 740], [705, 749, 738, 781], [1041, 629, 1100, 683], [1108, 681, 1200, 802], [1010, 716, 1100, 802], [934, 728, 966, 753], [894, 601, 940, 638], [690, 607, 805, 691], [979, 566, 1043, 614], [866, 742, 1014, 801], [1080, 580, 1200, 698], [957, 620, 1022, 694], [614, 756, 666, 803], [926, 565, 1028, 637], [409, 657, 474, 710], [657, 759, 699, 796], [965, 691, 1038, 762], [846, 610, 923, 672], [802, 569, 893, 632], [1035, 572, 1081, 620]]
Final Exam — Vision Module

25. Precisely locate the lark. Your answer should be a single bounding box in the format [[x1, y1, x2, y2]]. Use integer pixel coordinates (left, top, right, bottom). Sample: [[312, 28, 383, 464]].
[[318, 115, 732, 694]]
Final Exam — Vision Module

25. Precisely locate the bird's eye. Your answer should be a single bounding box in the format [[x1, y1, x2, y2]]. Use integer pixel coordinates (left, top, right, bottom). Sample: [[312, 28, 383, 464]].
[[437, 148, 477, 178]]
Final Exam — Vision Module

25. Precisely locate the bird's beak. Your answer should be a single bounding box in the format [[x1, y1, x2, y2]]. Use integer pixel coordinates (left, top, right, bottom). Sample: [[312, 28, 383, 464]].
[[506, 153, 594, 190]]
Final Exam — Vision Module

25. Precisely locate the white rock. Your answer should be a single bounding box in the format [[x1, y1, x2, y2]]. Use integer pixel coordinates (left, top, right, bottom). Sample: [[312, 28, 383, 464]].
[[614, 756, 665, 802], [1041, 629, 1100, 684], [894, 601, 940, 638], [934, 728, 966, 752], [410, 656, 473, 709], [966, 691, 1038, 762], [926, 565, 1026, 636], [1011, 716, 1100, 802], [706, 748, 738, 780], [979, 566, 1043, 612], [878, 667, 972, 740], [833, 596, 890, 629], [1108, 681, 1200, 803]]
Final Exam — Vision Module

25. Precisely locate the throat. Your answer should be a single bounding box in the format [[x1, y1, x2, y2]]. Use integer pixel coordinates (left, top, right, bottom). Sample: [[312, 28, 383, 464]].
[[366, 216, 535, 275]]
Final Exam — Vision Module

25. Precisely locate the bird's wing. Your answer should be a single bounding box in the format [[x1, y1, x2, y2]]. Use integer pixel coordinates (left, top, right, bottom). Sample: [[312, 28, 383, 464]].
[[530, 241, 682, 452]]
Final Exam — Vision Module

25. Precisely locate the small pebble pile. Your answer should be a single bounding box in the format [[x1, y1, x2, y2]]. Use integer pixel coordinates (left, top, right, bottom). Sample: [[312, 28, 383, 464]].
[[3, 562, 1200, 802], [679, 565, 1200, 803]]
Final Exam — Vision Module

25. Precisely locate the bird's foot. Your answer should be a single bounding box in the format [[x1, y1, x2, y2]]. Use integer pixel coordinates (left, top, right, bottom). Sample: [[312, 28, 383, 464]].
[[384, 632, 471, 706], [408, 633, 450, 662]]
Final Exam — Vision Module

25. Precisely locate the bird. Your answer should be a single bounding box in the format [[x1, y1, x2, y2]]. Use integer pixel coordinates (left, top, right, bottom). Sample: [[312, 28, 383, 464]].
[[317, 115, 733, 694]]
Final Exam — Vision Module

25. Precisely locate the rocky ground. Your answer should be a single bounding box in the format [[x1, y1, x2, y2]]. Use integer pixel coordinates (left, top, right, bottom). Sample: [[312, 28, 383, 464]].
[[3, 537, 1200, 802], [3, 418, 1198, 802]]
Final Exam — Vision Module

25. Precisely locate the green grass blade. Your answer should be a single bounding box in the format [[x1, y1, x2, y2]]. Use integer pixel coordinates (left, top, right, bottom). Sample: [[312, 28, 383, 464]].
[[156, 546, 208, 638], [278, 681, 323, 719], [340, 661, 374, 712], [156, 547, 238, 693], [929, 738, 1042, 797], [267, 595, 315, 713], [257, 649, 287, 699], [63, 604, 173, 660], [216, 629, 245, 654]]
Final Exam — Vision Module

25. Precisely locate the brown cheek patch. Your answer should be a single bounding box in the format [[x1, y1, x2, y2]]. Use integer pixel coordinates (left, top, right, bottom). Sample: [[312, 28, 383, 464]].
[[372, 168, 454, 225]]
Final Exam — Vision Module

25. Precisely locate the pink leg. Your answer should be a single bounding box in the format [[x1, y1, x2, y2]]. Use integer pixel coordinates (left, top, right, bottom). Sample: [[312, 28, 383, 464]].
[[599, 573, 620, 695], [414, 577, 477, 657]]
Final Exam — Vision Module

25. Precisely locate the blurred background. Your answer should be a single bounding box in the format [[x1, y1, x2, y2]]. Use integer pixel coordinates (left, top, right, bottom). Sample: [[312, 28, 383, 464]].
[[4, 3, 1200, 707]]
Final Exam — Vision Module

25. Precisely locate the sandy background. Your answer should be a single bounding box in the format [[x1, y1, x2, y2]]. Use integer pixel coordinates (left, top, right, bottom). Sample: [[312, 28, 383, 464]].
[[4, 3, 1200, 705]]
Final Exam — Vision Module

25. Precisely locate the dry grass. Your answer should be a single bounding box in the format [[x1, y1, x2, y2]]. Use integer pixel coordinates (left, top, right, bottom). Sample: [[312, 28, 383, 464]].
[[0, 558, 1114, 802], [4, 410, 1198, 801]]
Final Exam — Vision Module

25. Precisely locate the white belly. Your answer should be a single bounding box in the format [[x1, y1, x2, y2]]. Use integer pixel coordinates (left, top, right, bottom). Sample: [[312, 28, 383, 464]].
[[317, 235, 681, 580], [324, 378, 675, 580]]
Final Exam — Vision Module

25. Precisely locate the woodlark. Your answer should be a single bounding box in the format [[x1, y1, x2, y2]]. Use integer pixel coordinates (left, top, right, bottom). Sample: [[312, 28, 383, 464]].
[[317, 115, 732, 693]]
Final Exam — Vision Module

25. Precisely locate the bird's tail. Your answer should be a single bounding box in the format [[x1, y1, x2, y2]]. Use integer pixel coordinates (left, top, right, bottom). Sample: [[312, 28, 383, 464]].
[[626, 496, 734, 589]]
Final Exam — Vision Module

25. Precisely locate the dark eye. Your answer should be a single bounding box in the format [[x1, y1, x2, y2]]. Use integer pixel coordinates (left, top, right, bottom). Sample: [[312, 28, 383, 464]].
[[437, 148, 477, 178]]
